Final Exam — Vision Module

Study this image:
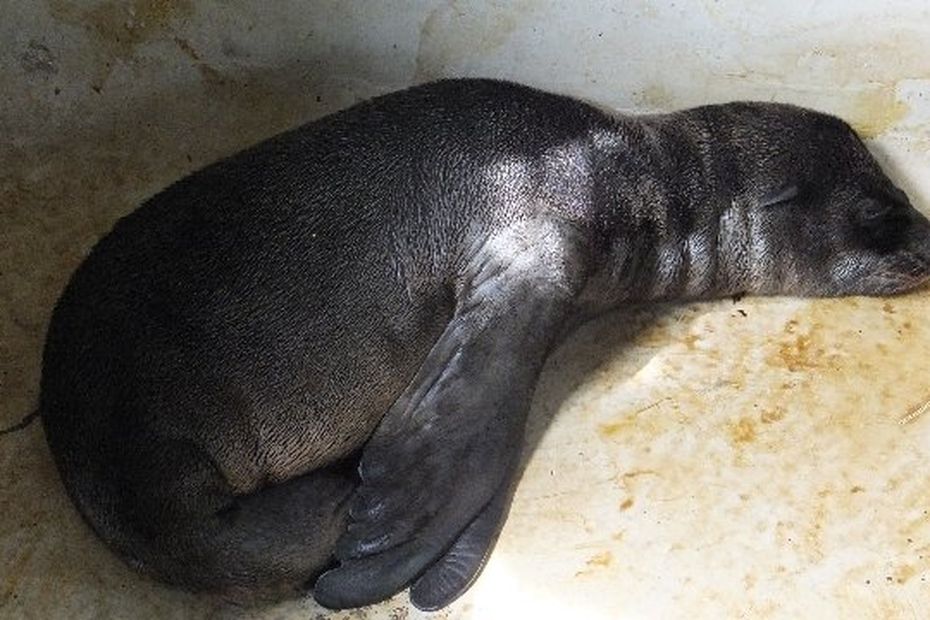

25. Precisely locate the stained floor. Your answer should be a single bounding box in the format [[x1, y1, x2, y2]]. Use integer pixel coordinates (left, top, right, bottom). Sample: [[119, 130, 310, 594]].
[[2, 2, 929, 619]]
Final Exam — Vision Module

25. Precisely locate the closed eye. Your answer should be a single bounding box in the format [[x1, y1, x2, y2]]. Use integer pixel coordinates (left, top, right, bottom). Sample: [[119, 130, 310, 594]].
[[859, 199, 892, 221]]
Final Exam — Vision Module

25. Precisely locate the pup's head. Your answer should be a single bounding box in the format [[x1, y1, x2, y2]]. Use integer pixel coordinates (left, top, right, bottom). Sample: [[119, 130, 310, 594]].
[[709, 102, 930, 297]]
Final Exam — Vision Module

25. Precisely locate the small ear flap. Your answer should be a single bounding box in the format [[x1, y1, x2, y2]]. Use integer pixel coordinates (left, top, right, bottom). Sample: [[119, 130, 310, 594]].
[[759, 183, 799, 208]]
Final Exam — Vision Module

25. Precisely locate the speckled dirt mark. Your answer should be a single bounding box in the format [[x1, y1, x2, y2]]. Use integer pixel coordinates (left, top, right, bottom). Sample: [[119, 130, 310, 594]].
[[47, 0, 194, 58]]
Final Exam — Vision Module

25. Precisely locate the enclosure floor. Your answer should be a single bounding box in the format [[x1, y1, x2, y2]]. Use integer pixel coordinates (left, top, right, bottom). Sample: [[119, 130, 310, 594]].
[[2, 2, 930, 618]]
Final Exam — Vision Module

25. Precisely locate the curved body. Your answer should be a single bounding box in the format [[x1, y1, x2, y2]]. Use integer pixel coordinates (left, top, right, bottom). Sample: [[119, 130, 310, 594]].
[[40, 79, 930, 610]]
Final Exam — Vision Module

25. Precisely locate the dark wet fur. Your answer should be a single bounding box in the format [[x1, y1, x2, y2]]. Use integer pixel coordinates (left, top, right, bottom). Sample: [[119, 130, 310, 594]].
[[39, 79, 930, 610]]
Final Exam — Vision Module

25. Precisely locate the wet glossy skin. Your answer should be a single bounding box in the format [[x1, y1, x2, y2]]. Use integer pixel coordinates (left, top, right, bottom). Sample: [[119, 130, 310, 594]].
[[38, 79, 930, 611]]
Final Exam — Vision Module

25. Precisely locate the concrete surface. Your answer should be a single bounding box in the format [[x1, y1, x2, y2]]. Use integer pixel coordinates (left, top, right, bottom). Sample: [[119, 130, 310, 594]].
[[1, 1, 928, 618]]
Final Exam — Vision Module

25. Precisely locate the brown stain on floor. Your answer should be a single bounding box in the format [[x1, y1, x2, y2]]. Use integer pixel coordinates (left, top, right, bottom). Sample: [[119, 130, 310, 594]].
[[899, 395, 930, 425], [48, 0, 194, 58], [574, 550, 614, 578], [598, 417, 636, 438], [769, 313, 853, 374], [598, 398, 672, 438], [575, 295, 930, 611], [773, 318, 828, 373], [46, 0, 194, 88], [893, 563, 918, 584], [850, 84, 910, 139], [727, 416, 757, 444], [586, 551, 613, 568], [776, 333, 818, 372], [759, 406, 786, 424]]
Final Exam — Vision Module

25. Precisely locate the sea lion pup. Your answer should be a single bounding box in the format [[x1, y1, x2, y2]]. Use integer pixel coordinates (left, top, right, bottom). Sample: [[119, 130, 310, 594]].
[[39, 79, 930, 610]]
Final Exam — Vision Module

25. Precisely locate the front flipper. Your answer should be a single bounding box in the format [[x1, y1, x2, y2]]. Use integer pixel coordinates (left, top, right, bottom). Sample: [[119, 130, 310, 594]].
[[313, 220, 586, 609], [408, 474, 513, 610]]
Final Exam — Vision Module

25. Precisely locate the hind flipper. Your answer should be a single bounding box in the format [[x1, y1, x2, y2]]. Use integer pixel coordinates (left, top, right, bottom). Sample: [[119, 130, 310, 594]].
[[63, 429, 357, 600]]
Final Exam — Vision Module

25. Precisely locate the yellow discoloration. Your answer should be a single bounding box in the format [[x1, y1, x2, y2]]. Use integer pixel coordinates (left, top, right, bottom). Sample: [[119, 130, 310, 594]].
[[586, 551, 613, 568], [850, 84, 911, 139], [775, 334, 818, 372], [899, 396, 930, 426], [47, 0, 194, 88], [49, 0, 194, 53], [760, 407, 785, 424], [574, 550, 614, 577], [728, 417, 757, 444], [893, 564, 917, 584]]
